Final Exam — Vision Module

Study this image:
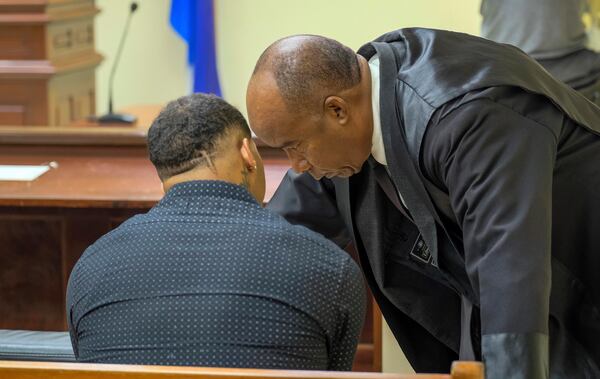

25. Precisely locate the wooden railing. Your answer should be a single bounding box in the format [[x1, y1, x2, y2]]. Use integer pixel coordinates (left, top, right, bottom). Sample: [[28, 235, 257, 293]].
[[0, 360, 484, 379]]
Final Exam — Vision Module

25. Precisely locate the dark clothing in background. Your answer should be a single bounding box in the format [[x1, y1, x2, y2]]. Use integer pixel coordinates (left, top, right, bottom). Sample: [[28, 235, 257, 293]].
[[481, 0, 588, 60], [481, 0, 600, 102], [538, 49, 600, 91], [67, 181, 365, 370], [268, 29, 600, 379]]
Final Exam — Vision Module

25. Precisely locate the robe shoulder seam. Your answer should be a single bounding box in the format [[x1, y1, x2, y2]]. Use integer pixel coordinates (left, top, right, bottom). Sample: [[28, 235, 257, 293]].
[[436, 96, 560, 144]]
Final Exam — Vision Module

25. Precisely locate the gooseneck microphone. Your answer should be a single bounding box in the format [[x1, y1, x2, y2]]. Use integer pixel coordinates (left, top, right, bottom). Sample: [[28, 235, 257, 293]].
[[98, 2, 139, 124]]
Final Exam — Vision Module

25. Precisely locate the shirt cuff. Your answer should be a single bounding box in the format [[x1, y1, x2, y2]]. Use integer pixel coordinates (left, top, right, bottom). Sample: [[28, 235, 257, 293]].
[[482, 332, 549, 379]]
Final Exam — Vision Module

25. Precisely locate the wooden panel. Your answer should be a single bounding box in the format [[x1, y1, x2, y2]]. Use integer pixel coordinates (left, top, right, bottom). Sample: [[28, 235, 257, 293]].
[[0, 206, 149, 331], [48, 68, 95, 125], [0, 361, 486, 379], [0, 125, 147, 146], [0, 148, 291, 208], [0, 104, 25, 125], [0, 24, 45, 59], [0, 1, 98, 24], [0, 3, 47, 12], [0, 3, 48, 24], [0, 360, 488, 379], [47, 17, 94, 61], [0, 0, 101, 126], [0, 60, 55, 79], [0, 79, 48, 125], [0, 155, 162, 208], [372, 303, 382, 372], [46, 0, 99, 23], [0, 361, 484, 379], [0, 216, 64, 330]]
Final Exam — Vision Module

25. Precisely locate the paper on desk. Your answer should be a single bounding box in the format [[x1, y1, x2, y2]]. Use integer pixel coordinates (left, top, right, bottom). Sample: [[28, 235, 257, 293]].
[[0, 165, 50, 181]]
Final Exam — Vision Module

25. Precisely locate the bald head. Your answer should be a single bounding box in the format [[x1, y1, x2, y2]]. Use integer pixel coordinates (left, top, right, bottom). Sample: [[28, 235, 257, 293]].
[[247, 35, 374, 180], [251, 35, 361, 113]]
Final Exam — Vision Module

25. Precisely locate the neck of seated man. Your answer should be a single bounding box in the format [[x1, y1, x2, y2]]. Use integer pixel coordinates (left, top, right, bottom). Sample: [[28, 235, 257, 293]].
[[160, 136, 264, 204], [162, 163, 230, 193]]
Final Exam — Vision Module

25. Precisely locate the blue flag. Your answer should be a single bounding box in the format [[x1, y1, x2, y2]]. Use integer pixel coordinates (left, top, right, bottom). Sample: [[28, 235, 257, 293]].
[[170, 0, 221, 95]]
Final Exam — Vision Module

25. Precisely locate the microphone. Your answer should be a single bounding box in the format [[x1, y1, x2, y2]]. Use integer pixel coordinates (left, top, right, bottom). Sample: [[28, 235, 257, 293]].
[[97, 2, 139, 124]]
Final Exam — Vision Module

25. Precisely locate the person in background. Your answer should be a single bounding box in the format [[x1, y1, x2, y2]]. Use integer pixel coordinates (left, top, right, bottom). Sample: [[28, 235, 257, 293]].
[[66, 93, 365, 370], [481, 0, 600, 103]]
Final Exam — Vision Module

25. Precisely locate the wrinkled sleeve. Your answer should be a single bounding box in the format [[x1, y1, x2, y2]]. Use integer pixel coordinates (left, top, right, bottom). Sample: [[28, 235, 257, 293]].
[[267, 170, 351, 247], [425, 99, 557, 379]]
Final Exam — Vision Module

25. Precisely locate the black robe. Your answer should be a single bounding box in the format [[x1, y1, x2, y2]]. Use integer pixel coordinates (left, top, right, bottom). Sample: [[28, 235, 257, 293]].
[[267, 29, 600, 379]]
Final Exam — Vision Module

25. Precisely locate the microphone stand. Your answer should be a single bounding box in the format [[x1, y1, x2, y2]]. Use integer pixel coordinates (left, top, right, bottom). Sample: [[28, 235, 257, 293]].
[[97, 2, 138, 124]]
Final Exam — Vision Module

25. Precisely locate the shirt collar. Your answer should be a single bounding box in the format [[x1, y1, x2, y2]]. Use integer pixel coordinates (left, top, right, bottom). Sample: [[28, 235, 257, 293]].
[[369, 54, 387, 166], [159, 180, 259, 209]]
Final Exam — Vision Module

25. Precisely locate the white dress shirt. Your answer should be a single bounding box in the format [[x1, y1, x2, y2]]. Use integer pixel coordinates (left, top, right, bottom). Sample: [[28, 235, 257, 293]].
[[368, 55, 408, 208]]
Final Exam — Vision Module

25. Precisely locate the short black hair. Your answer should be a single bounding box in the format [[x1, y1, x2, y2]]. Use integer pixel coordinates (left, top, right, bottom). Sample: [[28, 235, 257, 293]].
[[253, 35, 361, 112], [148, 93, 250, 181]]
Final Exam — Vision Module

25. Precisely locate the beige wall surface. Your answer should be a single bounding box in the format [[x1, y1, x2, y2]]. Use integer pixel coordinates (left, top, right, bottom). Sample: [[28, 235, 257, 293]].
[[95, 0, 191, 115], [94, 0, 482, 374], [215, 0, 481, 115], [96, 0, 481, 116]]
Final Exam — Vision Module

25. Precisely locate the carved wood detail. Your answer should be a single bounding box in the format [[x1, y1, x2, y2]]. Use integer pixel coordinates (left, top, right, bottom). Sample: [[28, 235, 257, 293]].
[[0, 0, 101, 126]]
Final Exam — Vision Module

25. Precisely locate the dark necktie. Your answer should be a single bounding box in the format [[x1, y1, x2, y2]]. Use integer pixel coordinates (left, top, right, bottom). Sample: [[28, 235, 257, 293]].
[[367, 156, 413, 222]]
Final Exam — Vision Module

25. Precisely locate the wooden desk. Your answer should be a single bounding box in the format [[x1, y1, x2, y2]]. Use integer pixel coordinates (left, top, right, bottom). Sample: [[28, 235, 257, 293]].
[[0, 126, 380, 372], [0, 126, 290, 205]]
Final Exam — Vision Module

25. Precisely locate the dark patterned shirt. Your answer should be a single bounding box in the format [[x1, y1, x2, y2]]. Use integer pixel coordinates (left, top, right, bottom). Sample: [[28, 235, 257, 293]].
[[66, 180, 365, 370]]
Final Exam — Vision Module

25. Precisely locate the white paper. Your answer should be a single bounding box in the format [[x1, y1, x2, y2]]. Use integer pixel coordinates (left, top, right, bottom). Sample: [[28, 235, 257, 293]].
[[0, 165, 50, 181]]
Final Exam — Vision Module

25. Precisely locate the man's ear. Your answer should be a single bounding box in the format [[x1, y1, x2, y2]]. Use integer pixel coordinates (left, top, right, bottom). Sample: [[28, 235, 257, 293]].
[[240, 137, 257, 171], [324, 96, 349, 125]]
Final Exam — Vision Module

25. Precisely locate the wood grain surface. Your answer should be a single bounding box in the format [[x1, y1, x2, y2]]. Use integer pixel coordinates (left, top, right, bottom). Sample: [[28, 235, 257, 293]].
[[0, 360, 486, 379]]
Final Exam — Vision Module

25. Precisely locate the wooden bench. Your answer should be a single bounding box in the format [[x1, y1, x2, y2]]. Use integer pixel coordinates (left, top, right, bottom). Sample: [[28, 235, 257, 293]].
[[0, 360, 484, 379]]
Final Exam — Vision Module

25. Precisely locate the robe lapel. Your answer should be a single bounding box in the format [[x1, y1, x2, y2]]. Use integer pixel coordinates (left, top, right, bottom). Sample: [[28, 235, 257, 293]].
[[331, 177, 353, 239], [332, 173, 387, 286], [371, 41, 439, 267]]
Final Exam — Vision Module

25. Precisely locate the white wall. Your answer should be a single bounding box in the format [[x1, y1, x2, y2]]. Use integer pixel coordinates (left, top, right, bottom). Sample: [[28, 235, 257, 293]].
[[382, 319, 414, 373]]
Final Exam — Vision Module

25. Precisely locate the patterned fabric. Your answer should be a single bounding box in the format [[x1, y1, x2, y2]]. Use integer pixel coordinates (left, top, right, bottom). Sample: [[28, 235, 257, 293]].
[[66, 180, 365, 370]]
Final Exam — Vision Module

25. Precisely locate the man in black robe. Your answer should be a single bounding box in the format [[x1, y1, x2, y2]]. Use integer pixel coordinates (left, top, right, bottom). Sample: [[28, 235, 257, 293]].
[[246, 29, 600, 379]]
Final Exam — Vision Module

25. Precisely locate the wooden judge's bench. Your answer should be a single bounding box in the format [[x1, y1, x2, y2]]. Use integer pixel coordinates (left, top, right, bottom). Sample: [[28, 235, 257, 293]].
[[0, 0, 382, 373], [0, 0, 101, 126]]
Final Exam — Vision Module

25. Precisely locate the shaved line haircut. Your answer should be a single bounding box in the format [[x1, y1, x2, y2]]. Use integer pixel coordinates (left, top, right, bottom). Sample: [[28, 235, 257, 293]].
[[148, 93, 251, 181]]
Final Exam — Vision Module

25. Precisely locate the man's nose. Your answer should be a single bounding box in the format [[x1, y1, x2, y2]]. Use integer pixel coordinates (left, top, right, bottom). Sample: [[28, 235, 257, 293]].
[[285, 150, 311, 174]]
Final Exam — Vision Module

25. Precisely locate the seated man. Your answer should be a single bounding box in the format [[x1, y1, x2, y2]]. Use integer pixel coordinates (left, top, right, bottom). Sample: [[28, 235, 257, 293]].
[[66, 93, 366, 370]]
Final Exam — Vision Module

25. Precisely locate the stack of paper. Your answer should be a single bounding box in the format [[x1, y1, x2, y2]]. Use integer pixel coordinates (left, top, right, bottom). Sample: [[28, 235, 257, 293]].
[[0, 165, 51, 181]]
